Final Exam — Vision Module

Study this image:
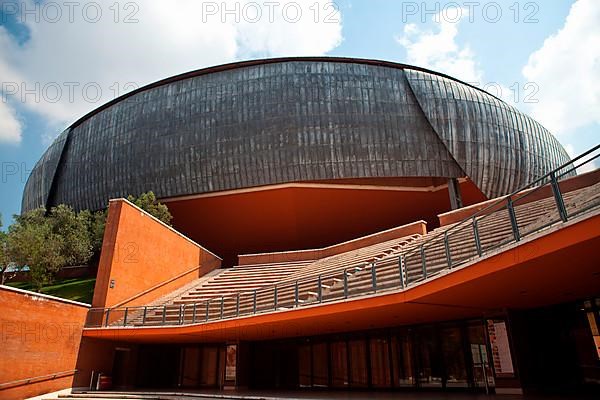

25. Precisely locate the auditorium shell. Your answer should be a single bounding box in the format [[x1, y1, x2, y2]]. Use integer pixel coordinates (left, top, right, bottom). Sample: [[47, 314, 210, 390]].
[[22, 57, 571, 265]]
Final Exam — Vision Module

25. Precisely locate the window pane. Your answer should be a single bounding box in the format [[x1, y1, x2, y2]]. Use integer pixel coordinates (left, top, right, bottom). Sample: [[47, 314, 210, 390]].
[[370, 336, 392, 388], [349, 339, 368, 387], [181, 347, 200, 388], [312, 342, 329, 387], [416, 326, 443, 388], [391, 330, 415, 387], [441, 325, 468, 387], [330, 341, 349, 388], [199, 346, 218, 387], [298, 344, 311, 387]]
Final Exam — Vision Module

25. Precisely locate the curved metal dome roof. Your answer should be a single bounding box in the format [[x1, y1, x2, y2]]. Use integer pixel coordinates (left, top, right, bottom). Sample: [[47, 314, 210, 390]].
[[22, 57, 571, 213]]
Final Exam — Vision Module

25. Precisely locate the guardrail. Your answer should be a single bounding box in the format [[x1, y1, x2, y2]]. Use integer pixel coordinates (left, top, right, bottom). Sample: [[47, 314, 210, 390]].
[[0, 370, 77, 390], [85, 144, 600, 329]]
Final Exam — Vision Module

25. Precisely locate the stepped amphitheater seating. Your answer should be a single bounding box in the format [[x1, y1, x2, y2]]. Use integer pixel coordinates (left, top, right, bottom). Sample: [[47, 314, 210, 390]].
[[128, 260, 310, 325], [115, 180, 599, 327]]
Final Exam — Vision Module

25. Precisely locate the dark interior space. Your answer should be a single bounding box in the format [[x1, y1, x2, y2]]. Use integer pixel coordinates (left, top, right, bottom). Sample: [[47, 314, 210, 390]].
[[510, 302, 599, 394]]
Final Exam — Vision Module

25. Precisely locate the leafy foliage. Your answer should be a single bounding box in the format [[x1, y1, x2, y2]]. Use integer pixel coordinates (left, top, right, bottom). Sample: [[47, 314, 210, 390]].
[[127, 191, 173, 226], [7, 208, 67, 291], [50, 204, 94, 266], [0, 214, 16, 285], [80, 209, 107, 255], [5, 206, 105, 291]]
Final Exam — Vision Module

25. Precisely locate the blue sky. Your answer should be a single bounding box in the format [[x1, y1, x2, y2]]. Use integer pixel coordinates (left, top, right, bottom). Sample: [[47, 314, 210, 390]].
[[0, 0, 598, 228]]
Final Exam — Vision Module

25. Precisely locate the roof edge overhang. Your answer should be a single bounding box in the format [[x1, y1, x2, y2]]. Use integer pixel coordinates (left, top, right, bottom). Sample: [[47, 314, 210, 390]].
[[65, 56, 501, 132]]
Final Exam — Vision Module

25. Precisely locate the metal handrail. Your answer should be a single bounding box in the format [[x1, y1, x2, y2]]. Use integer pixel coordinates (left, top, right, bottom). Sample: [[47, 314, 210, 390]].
[[85, 144, 600, 328], [0, 370, 77, 390]]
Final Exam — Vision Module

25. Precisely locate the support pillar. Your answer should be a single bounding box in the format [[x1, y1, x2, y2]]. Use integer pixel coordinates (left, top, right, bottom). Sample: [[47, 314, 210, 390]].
[[448, 178, 463, 210]]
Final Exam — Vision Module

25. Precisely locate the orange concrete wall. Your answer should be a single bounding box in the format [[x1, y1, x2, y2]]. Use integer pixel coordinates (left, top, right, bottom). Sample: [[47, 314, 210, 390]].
[[0, 286, 88, 400], [438, 169, 600, 226], [167, 179, 487, 267], [238, 221, 427, 265], [92, 199, 222, 309]]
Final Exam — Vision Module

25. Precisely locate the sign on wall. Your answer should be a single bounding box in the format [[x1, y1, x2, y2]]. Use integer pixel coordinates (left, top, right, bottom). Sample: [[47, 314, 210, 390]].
[[225, 344, 237, 382], [487, 320, 515, 376]]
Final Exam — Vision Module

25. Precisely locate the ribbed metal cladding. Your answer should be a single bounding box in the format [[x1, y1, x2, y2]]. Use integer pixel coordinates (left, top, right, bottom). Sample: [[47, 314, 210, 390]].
[[404, 69, 572, 198], [21, 58, 571, 212], [21, 129, 70, 211]]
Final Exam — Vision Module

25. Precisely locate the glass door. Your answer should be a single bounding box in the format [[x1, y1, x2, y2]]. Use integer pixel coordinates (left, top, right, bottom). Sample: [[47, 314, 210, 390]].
[[440, 324, 469, 388], [415, 326, 443, 388], [391, 329, 415, 387], [467, 321, 494, 392]]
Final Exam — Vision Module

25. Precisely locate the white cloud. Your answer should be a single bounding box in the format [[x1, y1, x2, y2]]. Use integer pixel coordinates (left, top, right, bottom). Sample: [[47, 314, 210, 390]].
[[0, 101, 22, 144], [396, 8, 482, 84], [565, 144, 596, 174], [522, 0, 600, 136], [0, 0, 342, 141]]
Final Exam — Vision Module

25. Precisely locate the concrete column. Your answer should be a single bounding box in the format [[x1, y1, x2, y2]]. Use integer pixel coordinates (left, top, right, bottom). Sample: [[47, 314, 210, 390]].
[[448, 178, 463, 210]]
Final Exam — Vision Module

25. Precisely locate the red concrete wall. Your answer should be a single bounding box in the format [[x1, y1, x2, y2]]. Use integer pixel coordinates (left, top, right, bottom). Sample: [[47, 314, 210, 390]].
[[238, 221, 427, 265], [0, 286, 89, 400], [92, 199, 222, 309]]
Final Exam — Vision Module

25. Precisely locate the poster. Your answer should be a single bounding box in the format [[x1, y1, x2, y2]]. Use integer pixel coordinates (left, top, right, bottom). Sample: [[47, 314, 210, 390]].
[[487, 320, 514, 376], [225, 344, 237, 382]]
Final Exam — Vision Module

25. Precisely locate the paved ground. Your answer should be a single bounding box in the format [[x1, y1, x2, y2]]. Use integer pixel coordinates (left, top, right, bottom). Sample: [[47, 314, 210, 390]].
[[36, 389, 600, 400]]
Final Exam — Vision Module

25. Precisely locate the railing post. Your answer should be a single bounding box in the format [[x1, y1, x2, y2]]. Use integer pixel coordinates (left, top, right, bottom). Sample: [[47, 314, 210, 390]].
[[142, 306, 147, 325], [398, 255, 405, 289], [371, 262, 377, 292], [192, 303, 197, 324], [179, 304, 184, 325], [550, 171, 568, 222], [472, 217, 482, 257], [253, 290, 257, 314], [220, 296, 224, 319], [274, 285, 278, 311], [236, 294, 240, 317], [104, 309, 111, 327], [507, 197, 521, 242], [318, 275, 322, 303], [123, 307, 129, 326], [420, 245, 427, 279], [162, 305, 167, 325], [343, 269, 348, 299], [205, 300, 210, 322], [444, 231, 452, 268], [294, 281, 299, 307]]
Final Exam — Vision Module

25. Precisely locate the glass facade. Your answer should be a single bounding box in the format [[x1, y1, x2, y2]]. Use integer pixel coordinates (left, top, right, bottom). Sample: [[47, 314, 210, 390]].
[[286, 319, 494, 391]]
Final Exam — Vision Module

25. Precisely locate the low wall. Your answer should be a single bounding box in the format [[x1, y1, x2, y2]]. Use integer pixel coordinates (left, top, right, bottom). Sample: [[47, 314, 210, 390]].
[[4, 265, 97, 284], [0, 286, 89, 400], [238, 221, 427, 265], [92, 199, 222, 309]]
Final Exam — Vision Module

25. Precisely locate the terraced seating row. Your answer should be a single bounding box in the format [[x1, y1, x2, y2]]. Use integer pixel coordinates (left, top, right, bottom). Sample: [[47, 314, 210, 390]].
[[92, 175, 599, 328], [126, 260, 310, 325], [199, 181, 600, 321], [125, 234, 424, 325], [327, 181, 600, 297]]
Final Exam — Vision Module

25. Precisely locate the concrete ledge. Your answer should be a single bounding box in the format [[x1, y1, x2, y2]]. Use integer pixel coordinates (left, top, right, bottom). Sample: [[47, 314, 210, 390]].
[[0, 285, 90, 308], [238, 221, 427, 265]]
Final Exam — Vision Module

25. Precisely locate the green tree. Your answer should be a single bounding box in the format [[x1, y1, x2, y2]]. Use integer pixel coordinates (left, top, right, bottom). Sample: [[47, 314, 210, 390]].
[[50, 204, 94, 266], [127, 191, 173, 226], [7, 208, 66, 291], [80, 209, 107, 255], [6, 206, 98, 291], [0, 214, 19, 285]]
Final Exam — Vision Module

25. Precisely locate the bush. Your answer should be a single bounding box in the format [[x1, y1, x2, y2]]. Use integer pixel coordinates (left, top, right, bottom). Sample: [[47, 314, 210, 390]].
[[127, 191, 173, 226]]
